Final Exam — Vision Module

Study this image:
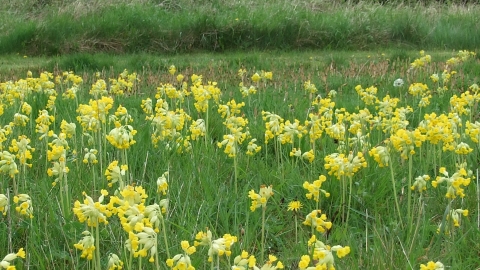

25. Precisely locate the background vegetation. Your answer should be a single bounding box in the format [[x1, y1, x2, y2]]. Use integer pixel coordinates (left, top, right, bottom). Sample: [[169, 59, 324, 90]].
[[1, 0, 480, 55]]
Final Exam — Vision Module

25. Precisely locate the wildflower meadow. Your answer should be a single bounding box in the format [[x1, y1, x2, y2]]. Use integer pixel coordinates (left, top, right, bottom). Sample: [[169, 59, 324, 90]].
[[0, 49, 479, 270]]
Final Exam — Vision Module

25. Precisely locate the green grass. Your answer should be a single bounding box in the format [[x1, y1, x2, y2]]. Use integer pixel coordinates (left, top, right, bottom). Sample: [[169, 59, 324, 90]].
[[0, 49, 479, 269], [1, 0, 480, 55]]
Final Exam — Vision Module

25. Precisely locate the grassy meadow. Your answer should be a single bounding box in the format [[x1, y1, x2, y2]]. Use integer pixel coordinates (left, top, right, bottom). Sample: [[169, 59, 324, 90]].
[[1, 0, 480, 270], [0, 49, 479, 270]]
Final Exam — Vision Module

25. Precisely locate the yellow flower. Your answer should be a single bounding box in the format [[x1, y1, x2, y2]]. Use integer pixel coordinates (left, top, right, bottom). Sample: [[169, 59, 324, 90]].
[[303, 175, 330, 202], [157, 171, 169, 195], [107, 253, 123, 270], [287, 200, 302, 212], [169, 65, 177, 75], [248, 185, 274, 211], [72, 190, 111, 227], [0, 194, 8, 215], [1, 248, 26, 269], [74, 231, 96, 260], [303, 210, 332, 233], [251, 73, 261, 83], [106, 125, 137, 149], [420, 261, 444, 270], [13, 194, 33, 218]]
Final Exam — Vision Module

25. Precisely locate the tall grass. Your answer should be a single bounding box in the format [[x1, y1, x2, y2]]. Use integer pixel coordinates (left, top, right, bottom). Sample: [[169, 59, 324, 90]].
[[0, 0, 479, 55]]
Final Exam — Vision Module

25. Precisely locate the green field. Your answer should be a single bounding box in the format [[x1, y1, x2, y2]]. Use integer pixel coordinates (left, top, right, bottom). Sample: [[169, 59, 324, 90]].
[[1, 1, 480, 270]]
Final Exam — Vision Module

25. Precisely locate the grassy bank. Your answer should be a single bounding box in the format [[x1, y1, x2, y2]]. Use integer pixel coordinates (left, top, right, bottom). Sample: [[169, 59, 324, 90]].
[[1, 0, 480, 55]]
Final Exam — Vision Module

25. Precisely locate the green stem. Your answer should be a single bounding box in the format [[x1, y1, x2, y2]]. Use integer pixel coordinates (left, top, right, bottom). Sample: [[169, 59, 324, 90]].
[[95, 225, 101, 270], [341, 175, 346, 223], [138, 253, 142, 270], [261, 206, 266, 265], [161, 216, 171, 259], [407, 155, 413, 233], [345, 175, 353, 226], [63, 168, 70, 220], [294, 215, 298, 244], [154, 233, 160, 270], [389, 162, 404, 228]]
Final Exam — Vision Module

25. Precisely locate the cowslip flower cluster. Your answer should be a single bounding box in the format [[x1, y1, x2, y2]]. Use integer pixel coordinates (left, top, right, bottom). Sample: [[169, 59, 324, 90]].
[[324, 151, 367, 179], [231, 250, 257, 270], [109, 69, 138, 96], [73, 190, 111, 227], [0, 194, 7, 215], [278, 119, 307, 145], [77, 96, 114, 131], [9, 136, 35, 168], [298, 235, 350, 270], [13, 194, 33, 219], [1, 248, 26, 269], [303, 175, 330, 202], [355, 85, 378, 105], [368, 145, 390, 167], [35, 109, 54, 141], [105, 160, 128, 188], [107, 253, 123, 270], [410, 50, 431, 69], [191, 78, 221, 113], [74, 230, 96, 260], [411, 175, 431, 193], [0, 151, 19, 178], [432, 166, 471, 199], [195, 229, 238, 262], [303, 210, 332, 233], [390, 128, 425, 159], [106, 124, 137, 149], [239, 82, 257, 97], [262, 111, 284, 144], [420, 261, 444, 270], [217, 100, 251, 157], [248, 185, 274, 211], [166, 240, 196, 270]]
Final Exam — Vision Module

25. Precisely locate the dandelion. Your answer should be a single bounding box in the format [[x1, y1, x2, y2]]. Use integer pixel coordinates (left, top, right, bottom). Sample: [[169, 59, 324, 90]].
[[287, 200, 302, 212], [393, 78, 404, 87], [288, 200, 302, 244]]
